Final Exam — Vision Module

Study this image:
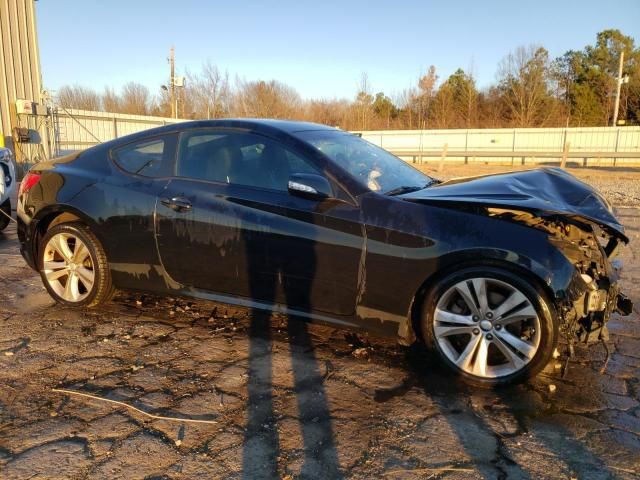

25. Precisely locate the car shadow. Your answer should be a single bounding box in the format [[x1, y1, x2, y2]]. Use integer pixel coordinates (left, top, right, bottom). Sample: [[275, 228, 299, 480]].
[[0, 214, 18, 253], [374, 345, 619, 479], [242, 307, 280, 478], [241, 213, 342, 479]]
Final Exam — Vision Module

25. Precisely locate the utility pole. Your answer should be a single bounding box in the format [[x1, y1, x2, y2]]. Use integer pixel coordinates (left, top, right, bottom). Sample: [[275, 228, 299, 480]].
[[169, 47, 176, 119], [612, 50, 624, 127]]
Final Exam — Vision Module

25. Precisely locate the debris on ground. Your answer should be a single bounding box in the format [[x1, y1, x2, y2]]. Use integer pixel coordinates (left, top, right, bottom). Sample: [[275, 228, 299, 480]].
[[0, 205, 638, 478]]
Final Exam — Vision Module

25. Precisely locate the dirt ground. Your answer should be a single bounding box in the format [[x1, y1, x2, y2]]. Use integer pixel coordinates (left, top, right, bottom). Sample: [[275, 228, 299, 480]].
[[1, 171, 639, 479]]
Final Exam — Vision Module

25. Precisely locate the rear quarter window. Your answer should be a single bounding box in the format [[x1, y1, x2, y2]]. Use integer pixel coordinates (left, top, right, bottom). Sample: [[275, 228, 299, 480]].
[[111, 134, 177, 177]]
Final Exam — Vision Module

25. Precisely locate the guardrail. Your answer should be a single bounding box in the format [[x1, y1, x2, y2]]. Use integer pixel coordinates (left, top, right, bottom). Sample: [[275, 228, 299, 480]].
[[360, 127, 640, 167], [388, 145, 640, 168]]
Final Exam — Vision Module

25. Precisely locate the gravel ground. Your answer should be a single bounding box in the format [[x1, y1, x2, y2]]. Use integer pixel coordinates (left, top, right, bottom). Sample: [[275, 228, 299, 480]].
[[0, 169, 639, 479]]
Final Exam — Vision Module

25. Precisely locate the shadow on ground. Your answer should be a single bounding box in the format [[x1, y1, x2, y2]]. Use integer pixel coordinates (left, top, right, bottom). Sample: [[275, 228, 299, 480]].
[[0, 211, 639, 479]]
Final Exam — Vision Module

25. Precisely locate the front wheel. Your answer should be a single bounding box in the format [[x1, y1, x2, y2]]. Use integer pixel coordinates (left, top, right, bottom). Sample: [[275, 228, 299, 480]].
[[39, 223, 114, 307], [421, 266, 558, 387]]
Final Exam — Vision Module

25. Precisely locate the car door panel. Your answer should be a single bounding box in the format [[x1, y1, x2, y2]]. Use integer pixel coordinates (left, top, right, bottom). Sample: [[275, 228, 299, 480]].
[[259, 194, 364, 315], [156, 179, 364, 316], [156, 179, 274, 299], [154, 128, 365, 317]]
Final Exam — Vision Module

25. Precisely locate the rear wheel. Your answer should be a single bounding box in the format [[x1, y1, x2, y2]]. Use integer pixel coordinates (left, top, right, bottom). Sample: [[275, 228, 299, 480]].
[[421, 266, 557, 387], [39, 223, 114, 307]]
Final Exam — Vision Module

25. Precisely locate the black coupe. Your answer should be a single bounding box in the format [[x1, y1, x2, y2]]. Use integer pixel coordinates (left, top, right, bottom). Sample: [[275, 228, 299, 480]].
[[16, 119, 632, 385]]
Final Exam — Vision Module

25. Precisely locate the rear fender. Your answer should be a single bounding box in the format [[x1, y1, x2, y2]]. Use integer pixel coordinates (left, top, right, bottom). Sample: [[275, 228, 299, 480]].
[[28, 205, 105, 263]]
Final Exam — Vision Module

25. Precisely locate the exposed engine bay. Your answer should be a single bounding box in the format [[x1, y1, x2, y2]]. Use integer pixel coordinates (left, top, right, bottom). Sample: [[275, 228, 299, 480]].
[[486, 207, 633, 350]]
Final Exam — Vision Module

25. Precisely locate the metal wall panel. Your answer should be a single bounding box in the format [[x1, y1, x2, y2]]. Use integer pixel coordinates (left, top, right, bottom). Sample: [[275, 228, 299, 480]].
[[53, 108, 184, 156], [0, 0, 44, 159]]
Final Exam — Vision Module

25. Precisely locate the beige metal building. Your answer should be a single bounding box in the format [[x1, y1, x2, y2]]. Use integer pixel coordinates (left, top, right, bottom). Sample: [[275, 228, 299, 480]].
[[0, 0, 49, 165]]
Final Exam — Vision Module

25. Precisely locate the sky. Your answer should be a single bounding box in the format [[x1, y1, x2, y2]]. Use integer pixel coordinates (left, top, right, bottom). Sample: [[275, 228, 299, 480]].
[[36, 0, 640, 101]]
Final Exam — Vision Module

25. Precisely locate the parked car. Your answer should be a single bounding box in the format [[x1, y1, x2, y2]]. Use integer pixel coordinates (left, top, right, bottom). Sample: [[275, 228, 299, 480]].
[[16, 120, 632, 386], [0, 146, 16, 231]]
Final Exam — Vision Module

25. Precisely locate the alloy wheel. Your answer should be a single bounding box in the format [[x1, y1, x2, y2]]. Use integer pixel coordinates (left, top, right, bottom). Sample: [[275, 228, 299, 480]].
[[42, 232, 95, 303], [433, 277, 541, 379]]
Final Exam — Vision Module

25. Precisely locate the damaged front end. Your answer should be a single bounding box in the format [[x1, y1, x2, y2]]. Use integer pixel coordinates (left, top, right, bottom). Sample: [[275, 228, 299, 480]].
[[489, 208, 633, 346], [400, 167, 632, 360]]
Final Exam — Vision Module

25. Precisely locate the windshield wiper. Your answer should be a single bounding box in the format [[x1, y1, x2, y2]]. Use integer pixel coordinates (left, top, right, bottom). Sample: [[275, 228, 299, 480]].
[[385, 184, 431, 196]]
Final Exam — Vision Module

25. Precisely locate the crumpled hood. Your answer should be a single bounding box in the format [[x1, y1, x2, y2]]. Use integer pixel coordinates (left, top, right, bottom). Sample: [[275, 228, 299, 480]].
[[400, 167, 627, 242]]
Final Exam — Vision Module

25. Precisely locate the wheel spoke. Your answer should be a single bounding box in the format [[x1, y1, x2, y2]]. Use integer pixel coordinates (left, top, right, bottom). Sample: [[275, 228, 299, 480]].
[[73, 241, 90, 264], [470, 278, 489, 313], [470, 337, 490, 377], [494, 290, 529, 319], [434, 307, 475, 326], [455, 333, 482, 370], [435, 325, 475, 338], [494, 330, 536, 359], [43, 260, 67, 271], [50, 234, 73, 260], [493, 335, 526, 369], [63, 272, 75, 300], [70, 273, 81, 300], [454, 282, 481, 317], [495, 304, 538, 326], [76, 267, 94, 289], [45, 268, 68, 282]]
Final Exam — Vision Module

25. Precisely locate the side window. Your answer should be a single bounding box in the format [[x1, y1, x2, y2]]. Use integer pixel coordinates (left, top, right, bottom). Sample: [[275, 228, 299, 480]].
[[177, 129, 322, 192], [286, 150, 320, 176], [112, 134, 177, 177]]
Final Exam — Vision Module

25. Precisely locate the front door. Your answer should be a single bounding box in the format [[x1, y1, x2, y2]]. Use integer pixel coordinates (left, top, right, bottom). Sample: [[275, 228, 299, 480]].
[[155, 128, 364, 316]]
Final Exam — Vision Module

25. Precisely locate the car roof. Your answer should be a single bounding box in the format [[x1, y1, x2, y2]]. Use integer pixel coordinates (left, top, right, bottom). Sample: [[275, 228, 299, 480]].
[[162, 118, 337, 135], [220, 118, 339, 133], [98, 118, 341, 150]]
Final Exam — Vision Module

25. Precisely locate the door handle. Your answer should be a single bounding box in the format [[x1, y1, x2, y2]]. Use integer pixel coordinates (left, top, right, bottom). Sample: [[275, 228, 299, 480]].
[[160, 196, 192, 212]]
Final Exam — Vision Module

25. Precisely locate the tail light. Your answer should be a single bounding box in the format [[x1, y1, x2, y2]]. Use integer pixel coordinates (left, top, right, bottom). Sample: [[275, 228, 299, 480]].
[[19, 172, 41, 196]]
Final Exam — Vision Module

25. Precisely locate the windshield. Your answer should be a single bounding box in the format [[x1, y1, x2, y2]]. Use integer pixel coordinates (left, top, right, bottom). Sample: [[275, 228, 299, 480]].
[[298, 131, 434, 195]]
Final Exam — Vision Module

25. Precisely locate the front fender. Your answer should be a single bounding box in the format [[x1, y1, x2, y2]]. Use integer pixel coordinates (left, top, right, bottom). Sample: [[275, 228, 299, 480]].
[[431, 245, 579, 303]]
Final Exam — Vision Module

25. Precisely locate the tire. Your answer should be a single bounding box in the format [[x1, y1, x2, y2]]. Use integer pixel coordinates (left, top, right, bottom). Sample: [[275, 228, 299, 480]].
[[0, 199, 10, 231], [38, 222, 115, 307], [421, 266, 558, 387]]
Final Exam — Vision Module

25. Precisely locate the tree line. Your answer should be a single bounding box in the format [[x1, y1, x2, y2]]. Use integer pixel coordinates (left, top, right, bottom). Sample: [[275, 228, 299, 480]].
[[56, 29, 639, 130]]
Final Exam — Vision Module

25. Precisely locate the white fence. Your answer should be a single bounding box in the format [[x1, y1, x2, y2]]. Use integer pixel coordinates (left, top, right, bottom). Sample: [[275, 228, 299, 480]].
[[355, 127, 640, 165], [52, 111, 640, 167], [53, 108, 186, 155]]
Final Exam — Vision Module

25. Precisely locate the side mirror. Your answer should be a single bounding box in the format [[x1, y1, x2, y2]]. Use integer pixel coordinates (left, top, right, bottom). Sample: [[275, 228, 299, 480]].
[[287, 173, 332, 200]]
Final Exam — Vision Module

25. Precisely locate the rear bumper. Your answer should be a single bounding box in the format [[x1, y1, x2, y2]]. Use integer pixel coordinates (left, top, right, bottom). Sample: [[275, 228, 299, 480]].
[[17, 216, 38, 270]]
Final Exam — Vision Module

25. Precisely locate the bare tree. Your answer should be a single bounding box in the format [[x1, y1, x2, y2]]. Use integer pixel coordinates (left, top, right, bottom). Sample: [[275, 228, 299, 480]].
[[198, 62, 230, 118], [52, 29, 637, 129], [497, 46, 556, 127], [102, 87, 121, 113], [119, 82, 152, 115], [181, 62, 231, 119], [57, 85, 101, 111], [395, 87, 417, 128], [305, 99, 350, 128], [232, 78, 301, 118], [415, 66, 438, 128], [430, 84, 455, 128], [355, 73, 374, 129]]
